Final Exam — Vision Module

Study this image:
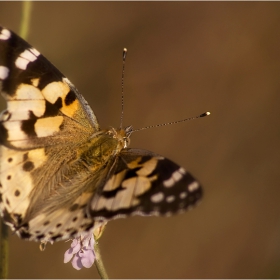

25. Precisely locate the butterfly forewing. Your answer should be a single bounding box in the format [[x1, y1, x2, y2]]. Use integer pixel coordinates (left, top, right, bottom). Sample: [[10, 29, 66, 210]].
[[0, 26, 99, 241], [0, 26, 203, 242], [0, 27, 99, 150]]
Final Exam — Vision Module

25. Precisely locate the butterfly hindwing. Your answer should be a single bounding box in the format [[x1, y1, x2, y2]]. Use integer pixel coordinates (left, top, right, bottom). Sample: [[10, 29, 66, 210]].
[[90, 148, 202, 220]]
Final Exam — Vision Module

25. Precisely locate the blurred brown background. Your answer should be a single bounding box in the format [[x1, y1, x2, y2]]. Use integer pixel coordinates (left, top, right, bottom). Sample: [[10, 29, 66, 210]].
[[1, 2, 280, 278]]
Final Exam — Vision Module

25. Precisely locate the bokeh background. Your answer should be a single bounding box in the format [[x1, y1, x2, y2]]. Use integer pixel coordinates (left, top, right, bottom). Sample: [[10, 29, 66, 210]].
[[1, 2, 280, 278]]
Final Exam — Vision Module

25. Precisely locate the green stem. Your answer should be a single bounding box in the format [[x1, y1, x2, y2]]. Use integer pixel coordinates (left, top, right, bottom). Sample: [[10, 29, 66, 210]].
[[0, 220, 8, 279], [19, 1, 33, 40], [94, 241, 109, 279]]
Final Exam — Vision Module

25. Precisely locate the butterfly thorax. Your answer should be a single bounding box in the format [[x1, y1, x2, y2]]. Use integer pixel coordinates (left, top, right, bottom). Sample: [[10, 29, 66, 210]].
[[77, 127, 130, 169]]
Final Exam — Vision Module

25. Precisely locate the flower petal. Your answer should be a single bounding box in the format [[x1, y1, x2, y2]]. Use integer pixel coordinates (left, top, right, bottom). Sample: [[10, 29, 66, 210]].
[[90, 236, 95, 248], [64, 238, 81, 263], [80, 249, 95, 268], [71, 240, 81, 254], [64, 234, 96, 270], [64, 248, 74, 263], [71, 254, 83, 270], [81, 233, 92, 247], [71, 239, 79, 248]]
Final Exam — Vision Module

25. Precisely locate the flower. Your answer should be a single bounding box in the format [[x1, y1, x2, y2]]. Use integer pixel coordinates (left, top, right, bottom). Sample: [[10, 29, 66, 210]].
[[64, 233, 95, 270]]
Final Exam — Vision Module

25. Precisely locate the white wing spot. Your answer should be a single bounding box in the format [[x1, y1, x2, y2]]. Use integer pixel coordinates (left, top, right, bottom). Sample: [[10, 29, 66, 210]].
[[0, 29, 11, 40], [30, 48, 40, 56], [163, 177, 174, 188], [178, 167, 186, 174], [15, 57, 28, 70], [15, 48, 39, 70], [180, 192, 187, 199], [188, 181, 199, 192], [163, 168, 185, 188], [151, 192, 164, 203], [173, 169, 184, 181], [0, 66, 9, 79], [166, 195, 175, 203]]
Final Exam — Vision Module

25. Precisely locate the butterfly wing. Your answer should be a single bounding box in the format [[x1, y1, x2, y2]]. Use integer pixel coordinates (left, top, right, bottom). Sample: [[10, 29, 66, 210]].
[[0, 27, 100, 240], [0, 26, 99, 151], [89, 148, 202, 220]]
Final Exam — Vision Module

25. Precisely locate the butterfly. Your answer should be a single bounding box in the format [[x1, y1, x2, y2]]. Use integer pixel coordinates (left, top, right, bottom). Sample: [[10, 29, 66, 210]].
[[0, 26, 205, 243]]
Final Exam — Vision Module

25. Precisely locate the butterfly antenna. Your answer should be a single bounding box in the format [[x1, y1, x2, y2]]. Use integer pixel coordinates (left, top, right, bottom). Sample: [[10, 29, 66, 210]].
[[132, 111, 211, 133], [120, 48, 127, 129]]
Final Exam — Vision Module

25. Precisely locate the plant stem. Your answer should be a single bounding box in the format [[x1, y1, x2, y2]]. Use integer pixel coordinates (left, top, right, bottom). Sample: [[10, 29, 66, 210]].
[[19, 1, 33, 40], [0, 220, 8, 279], [94, 241, 109, 279]]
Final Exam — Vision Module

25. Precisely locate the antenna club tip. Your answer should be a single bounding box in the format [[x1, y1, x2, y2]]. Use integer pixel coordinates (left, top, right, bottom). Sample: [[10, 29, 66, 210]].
[[200, 111, 211, 117], [123, 48, 128, 60]]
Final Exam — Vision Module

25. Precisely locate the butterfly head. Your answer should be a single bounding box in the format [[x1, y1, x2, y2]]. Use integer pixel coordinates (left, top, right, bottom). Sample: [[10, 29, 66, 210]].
[[107, 125, 133, 150]]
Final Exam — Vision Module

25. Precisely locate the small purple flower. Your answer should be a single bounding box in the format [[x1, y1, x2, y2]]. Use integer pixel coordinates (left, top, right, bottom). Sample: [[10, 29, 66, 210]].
[[64, 233, 95, 270]]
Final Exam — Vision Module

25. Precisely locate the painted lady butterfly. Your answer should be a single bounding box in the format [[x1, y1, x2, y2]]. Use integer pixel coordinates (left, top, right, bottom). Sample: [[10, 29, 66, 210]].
[[0, 27, 206, 243]]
